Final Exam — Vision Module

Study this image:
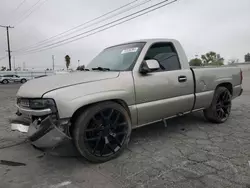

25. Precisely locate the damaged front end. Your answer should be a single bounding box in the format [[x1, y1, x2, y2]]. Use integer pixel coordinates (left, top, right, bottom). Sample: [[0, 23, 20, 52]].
[[12, 98, 72, 149]]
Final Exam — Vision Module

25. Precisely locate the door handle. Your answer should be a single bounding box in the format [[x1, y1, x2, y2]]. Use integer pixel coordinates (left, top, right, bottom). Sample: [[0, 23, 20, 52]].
[[178, 76, 187, 82]]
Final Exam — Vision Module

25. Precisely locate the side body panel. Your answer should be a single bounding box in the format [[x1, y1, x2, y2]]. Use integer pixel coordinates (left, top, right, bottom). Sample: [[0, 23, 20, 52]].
[[193, 66, 242, 109]]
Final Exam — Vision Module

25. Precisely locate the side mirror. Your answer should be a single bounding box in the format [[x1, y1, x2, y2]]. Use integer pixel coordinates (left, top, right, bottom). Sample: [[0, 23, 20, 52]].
[[139, 59, 160, 74]]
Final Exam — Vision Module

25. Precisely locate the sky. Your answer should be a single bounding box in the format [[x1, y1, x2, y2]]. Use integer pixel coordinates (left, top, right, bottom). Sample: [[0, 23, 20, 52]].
[[0, 0, 250, 70]]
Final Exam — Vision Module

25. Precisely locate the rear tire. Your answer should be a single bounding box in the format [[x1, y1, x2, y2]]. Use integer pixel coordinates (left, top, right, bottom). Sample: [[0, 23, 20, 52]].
[[20, 79, 27, 83], [73, 101, 132, 163], [2, 79, 8, 84], [203, 87, 232, 123]]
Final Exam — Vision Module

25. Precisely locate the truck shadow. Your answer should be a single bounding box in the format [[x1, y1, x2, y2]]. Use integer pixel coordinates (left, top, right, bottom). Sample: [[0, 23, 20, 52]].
[[130, 111, 208, 143], [49, 111, 209, 160]]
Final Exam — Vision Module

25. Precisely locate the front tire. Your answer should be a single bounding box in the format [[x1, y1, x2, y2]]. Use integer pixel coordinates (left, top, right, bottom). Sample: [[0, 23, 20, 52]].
[[73, 101, 132, 163], [2, 79, 9, 84], [203, 87, 232, 123]]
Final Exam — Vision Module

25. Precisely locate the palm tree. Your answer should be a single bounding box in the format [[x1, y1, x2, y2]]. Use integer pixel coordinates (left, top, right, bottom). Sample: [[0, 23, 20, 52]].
[[65, 55, 71, 70]]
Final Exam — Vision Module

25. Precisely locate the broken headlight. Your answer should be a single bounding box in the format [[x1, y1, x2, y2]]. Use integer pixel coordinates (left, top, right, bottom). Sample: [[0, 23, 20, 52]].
[[17, 98, 57, 112], [29, 99, 56, 111]]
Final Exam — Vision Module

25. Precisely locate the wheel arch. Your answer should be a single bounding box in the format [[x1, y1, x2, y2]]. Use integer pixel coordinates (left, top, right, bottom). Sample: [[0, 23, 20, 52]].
[[216, 82, 233, 95], [69, 99, 131, 135]]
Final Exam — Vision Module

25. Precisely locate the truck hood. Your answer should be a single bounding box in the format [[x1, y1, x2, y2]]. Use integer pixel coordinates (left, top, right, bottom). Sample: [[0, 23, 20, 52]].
[[17, 71, 120, 98]]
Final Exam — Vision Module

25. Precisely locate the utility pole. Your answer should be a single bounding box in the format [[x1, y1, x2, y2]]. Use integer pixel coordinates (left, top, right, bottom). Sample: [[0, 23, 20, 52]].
[[13, 56, 16, 70], [52, 55, 55, 70], [23, 62, 26, 70], [0, 25, 14, 70]]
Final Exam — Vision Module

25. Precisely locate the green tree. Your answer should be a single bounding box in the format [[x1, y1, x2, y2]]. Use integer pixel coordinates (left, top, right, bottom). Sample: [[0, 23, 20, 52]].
[[201, 51, 224, 66], [189, 58, 202, 66], [76, 65, 85, 71], [201, 51, 217, 65], [65, 55, 71, 70], [245, 53, 250, 62], [209, 60, 224, 66]]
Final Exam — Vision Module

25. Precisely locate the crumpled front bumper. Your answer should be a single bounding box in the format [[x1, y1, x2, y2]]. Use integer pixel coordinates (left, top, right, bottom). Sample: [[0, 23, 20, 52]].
[[27, 116, 71, 149], [11, 105, 72, 150]]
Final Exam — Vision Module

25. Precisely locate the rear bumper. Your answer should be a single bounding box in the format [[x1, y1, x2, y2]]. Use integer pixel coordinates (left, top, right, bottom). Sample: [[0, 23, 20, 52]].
[[232, 85, 243, 99]]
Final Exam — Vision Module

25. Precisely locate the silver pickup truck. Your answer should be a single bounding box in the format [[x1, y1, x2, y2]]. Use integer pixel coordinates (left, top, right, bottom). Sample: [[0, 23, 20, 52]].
[[14, 39, 243, 163]]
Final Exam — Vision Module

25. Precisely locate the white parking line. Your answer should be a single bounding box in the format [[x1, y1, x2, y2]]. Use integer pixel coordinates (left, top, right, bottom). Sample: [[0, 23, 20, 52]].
[[49, 181, 71, 188], [11, 123, 29, 133]]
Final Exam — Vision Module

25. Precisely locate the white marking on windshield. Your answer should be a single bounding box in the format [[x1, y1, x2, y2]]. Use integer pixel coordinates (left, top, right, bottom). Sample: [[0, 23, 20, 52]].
[[121, 47, 138, 54]]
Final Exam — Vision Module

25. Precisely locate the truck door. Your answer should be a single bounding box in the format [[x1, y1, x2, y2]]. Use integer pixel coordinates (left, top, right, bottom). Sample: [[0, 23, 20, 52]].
[[133, 42, 194, 126]]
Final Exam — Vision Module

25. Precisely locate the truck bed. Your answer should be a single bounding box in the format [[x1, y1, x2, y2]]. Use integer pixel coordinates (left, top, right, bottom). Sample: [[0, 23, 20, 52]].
[[191, 66, 242, 110]]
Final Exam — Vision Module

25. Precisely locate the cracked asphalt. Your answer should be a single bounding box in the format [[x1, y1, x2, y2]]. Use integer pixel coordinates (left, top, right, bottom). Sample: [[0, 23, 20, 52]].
[[0, 71, 250, 188]]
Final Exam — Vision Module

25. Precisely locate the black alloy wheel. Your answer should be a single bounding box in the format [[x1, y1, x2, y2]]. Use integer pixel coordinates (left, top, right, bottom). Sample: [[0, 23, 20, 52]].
[[215, 89, 231, 121], [73, 102, 131, 163], [204, 87, 232, 123]]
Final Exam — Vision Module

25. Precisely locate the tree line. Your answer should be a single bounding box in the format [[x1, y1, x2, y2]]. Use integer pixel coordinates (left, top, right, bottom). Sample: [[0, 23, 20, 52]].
[[189, 51, 250, 67], [189, 51, 224, 66]]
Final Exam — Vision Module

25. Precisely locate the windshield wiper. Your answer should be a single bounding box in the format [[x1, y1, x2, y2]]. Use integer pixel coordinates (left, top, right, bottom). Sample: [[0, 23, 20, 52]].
[[92, 67, 110, 71]]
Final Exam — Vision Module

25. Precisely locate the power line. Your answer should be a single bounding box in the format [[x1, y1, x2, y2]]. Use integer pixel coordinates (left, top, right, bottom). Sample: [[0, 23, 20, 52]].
[[13, 0, 42, 25], [9, 0, 27, 24], [16, 0, 177, 55], [13, 0, 49, 27], [13, 0, 27, 12], [14, 0, 144, 52], [17, 0, 177, 55]]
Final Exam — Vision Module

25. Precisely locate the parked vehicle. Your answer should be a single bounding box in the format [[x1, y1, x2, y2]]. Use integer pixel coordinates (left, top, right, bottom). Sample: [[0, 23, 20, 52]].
[[0, 74, 27, 84], [13, 39, 243, 163]]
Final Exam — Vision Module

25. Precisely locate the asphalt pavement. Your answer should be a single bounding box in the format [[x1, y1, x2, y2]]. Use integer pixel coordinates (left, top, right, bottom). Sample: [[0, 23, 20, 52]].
[[0, 73, 250, 188]]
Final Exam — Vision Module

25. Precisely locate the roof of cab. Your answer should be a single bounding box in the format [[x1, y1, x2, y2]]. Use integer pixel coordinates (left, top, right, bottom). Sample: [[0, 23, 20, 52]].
[[108, 38, 179, 48], [125, 38, 178, 43]]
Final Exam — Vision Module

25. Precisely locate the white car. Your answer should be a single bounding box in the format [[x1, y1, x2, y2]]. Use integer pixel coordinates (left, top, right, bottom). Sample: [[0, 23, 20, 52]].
[[0, 74, 27, 84]]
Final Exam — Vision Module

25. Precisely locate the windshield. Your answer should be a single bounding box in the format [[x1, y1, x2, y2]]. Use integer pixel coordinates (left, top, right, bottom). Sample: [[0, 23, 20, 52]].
[[87, 42, 145, 71]]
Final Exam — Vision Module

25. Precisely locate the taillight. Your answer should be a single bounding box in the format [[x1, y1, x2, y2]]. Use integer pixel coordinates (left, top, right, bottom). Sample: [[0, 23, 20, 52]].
[[240, 69, 243, 84]]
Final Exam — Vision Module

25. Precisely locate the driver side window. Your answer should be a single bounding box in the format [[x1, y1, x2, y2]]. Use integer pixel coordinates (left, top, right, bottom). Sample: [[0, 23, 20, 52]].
[[144, 42, 181, 71]]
